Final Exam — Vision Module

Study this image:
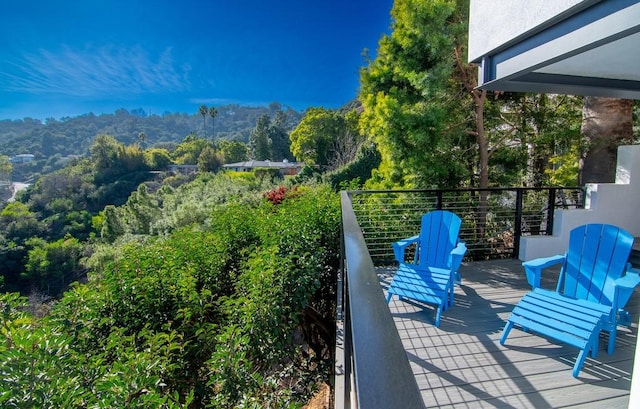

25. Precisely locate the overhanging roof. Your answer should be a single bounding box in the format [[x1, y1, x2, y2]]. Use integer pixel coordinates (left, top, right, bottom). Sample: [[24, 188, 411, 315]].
[[473, 0, 640, 99]]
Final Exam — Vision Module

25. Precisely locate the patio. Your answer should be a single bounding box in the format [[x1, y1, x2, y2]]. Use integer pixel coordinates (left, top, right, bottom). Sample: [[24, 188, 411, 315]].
[[379, 258, 639, 408]]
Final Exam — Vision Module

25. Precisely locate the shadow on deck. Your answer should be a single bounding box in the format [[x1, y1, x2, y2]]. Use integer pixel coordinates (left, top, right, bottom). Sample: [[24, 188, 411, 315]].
[[378, 259, 638, 408]]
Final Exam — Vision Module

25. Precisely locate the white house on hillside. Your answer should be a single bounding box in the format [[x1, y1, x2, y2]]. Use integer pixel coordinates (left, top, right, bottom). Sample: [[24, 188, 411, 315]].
[[222, 160, 304, 176], [10, 154, 35, 163]]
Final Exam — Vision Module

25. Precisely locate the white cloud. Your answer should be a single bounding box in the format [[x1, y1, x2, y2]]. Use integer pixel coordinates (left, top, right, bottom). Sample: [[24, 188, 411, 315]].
[[189, 97, 239, 105], [1, 45, 191, 97]]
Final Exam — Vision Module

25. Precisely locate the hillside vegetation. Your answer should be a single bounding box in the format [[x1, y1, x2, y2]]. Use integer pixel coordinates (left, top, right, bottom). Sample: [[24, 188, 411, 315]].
[[0, 103, 302, 159], [1, 180, 340, 407]]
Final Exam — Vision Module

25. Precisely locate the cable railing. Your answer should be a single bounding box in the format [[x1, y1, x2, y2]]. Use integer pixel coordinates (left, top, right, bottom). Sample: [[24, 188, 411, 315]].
[[349, 187, 584, 262], [335, 186, 584, 409]]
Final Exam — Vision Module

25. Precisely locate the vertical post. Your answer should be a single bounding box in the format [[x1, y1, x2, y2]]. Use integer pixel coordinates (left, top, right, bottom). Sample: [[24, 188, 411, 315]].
[[546, 188, 556, 235], [335, 194, 350, 408], [513, 188, 524, 258], [436, 190, 443, 210]]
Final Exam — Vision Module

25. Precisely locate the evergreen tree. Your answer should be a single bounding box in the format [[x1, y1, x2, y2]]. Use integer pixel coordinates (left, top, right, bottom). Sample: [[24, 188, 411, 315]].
[[269, 110, 293, 161], [359, 0, 471, 189], [249, 114, 272, 160]]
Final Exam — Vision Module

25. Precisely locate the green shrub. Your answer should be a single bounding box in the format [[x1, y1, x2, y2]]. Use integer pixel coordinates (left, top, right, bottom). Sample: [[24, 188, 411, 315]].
[[4, 183, 340, 407]]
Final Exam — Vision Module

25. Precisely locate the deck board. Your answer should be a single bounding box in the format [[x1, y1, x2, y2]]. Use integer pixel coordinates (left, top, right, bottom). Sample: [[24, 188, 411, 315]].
[[378, 259, 639, 408]]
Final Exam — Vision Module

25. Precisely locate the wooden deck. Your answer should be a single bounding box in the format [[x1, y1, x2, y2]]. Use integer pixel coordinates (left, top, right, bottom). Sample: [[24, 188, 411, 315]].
[[378, 259, 639, 408]]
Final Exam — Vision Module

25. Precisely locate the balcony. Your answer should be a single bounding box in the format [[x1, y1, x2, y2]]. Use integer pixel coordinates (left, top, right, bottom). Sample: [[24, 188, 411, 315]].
[[336, 187, 639, 408]]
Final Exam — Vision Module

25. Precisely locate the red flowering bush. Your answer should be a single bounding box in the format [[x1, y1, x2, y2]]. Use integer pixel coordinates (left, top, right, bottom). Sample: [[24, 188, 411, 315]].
[[264, 185, 299, 205]]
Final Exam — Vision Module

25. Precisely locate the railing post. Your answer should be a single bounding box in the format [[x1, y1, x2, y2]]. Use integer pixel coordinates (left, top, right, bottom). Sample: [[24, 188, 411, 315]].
[[436, 191, 443, 210], [546, 188, 556, 235], [335, 211, 349, 408], [513, 188, 524, 258]]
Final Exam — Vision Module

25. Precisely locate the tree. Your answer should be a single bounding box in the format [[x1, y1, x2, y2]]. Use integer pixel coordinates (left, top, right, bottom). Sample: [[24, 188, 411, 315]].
[[249, 114, 272, 160], [290, 108, 346, 169], [89, 134, 120, 172], [144, 148, 173, 170], [138, 131, 147, 149], [199, 105, 208, 138], [219, 140, 249, 164], [24, 236, 83, 296], [209, 107, 218, 140], [100, 205, 125, 242], [327, 109, 364, 170], [173, 135, 211, 165], [116, 144, 147, 172], [198, 146, 223, 172], [0, 154, 12, 181], [122, 184, 159, 235], [269, 110, 294, 162], [0, 201, 46, 244], [359, 0, 471, 189], [580, 97, 634, 184]]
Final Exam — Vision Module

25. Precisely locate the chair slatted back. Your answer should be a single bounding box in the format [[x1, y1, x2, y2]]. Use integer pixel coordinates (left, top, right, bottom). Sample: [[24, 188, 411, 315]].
[[416, 210, 461, 270], [560, 224, 634, 306]]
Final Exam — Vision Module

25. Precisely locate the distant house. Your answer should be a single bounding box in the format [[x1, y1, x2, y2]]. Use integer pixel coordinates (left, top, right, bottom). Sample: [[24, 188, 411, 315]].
[[168, 164, 198, 174], [222, 160, 304, 176], [10, 154, 35, 164]]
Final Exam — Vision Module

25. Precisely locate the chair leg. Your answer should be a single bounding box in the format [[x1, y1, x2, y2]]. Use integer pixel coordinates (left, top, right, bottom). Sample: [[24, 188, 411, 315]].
[[500, 321, 514, 345], [448, 283, 455, 307], [590, 337, 599, 359], [435, 305, 442, 328], [572, 348, 589, 378], [608, 327, 617, 355], [386, 292, 392, 303]]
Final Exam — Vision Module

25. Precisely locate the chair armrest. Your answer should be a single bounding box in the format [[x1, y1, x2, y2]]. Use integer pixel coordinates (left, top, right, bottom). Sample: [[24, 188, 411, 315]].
[[613, 267, 640, 309], [615, 267, 640, 289], [522, 254, 565, 289], [449, 241, 467, 272], [392, 235, 419, 263]]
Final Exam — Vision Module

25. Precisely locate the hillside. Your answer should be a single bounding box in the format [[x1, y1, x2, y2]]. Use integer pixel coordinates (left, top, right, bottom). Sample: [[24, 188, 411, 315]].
[[0, 102, 303, 158]]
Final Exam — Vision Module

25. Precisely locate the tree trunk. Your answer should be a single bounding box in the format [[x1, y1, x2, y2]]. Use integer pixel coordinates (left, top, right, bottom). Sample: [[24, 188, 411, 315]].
[[454, 42, 489, 257], [580, 97, 633, 184], [474, 90, 489, 253]]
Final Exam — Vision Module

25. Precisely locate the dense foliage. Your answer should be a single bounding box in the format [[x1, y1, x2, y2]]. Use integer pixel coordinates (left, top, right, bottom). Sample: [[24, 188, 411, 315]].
[[1, 104, 302, 182], [359, 0, 587, 190], [0, 183, 340, 408], [1, 125, 297, 296], [4, 1, 640, 407], [0, 104, 301, 157]]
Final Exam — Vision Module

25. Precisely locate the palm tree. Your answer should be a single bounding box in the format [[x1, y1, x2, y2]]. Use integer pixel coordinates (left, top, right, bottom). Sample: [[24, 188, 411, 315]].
[[198, 105, 208, 138], [138, 132, 146, 149], [208, 107, 218, 140]]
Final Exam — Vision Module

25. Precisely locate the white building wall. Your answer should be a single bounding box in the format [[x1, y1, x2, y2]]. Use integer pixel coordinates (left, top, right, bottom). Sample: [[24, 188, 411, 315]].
[[468, 0, 589, 62], [519, 144, 640, 260]]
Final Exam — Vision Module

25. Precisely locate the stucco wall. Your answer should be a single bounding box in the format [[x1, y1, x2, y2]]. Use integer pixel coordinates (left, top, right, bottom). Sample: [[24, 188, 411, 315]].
[[519, 144, 640, 261], [468, 0, 591, 62]]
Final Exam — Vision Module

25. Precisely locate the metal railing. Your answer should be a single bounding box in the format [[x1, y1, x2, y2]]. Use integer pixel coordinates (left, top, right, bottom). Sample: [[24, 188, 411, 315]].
[[335, 187, 584, 408], [349, 187, 584, 262], [336, 191, 424, 409]]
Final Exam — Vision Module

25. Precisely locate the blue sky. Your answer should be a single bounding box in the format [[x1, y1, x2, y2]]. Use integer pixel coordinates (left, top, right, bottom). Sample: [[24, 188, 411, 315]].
[[0, 0, 393, 120]]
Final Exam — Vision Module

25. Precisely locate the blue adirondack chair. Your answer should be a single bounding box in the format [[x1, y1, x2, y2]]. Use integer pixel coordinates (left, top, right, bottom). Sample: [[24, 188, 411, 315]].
[[501, 224, 640, 377], [386, 210, 467, 327]]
